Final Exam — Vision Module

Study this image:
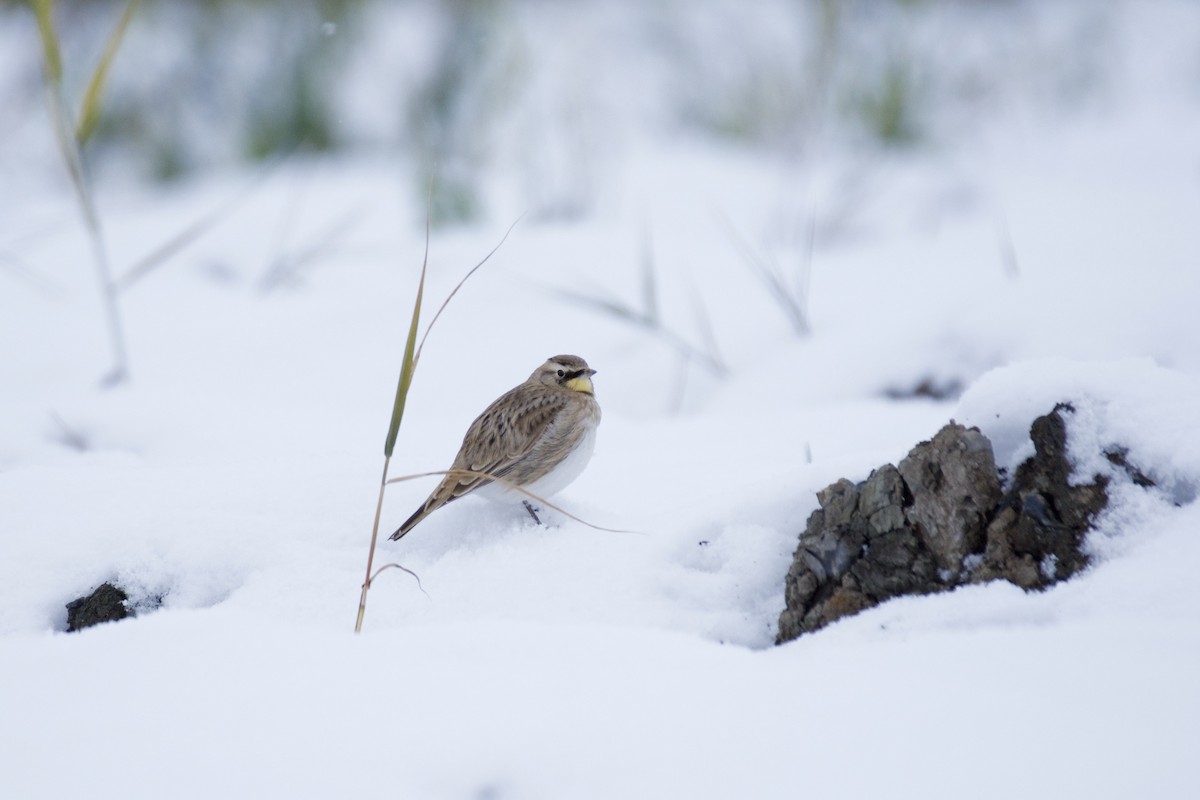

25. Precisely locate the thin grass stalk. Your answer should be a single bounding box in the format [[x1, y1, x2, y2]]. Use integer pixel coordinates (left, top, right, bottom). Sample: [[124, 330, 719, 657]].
[[356, 206, 520, 631], [0, 250, 64, 297], [76, 0, 141, 145], [32, 0, 62, 84], [555, 286, 727, 377], [259, 203, 368, 292], [689, 284, 723, 374], [368, 561, 427, 594], [118, 160, 282, 291], [553, 228, 725, 377], [49, 83, 129, 384], [413, 214, 522, 368], [639, 225, 660, 326], [719, 215, 811, 337], [355, 213, 429, 634], [994, 207, 1020, 279], [354, 455, 393, 633], [798, 211, 816, 316], [384, 469, 639, 535], [34, 0, 130, 384]]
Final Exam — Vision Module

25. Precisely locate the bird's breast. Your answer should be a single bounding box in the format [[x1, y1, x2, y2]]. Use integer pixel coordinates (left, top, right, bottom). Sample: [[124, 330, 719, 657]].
[[522, 423, 597, 500]]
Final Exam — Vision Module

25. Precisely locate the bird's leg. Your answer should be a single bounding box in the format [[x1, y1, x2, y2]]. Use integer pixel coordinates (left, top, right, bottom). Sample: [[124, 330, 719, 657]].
[[523, 500, 543, 526]]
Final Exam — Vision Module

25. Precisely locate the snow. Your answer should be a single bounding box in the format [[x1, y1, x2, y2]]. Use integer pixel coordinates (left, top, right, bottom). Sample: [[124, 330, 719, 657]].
[[3, 2, 1200, 798]]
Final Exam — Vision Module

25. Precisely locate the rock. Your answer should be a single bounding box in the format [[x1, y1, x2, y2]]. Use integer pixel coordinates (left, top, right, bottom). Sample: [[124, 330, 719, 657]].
[[972, 404, 1108, 589], [65, 582, 131, 632], [898, 423, 1002, 578], [777, 405, 1122, 644], [883, 377, 964, 401], [777, 464, 939, 643]]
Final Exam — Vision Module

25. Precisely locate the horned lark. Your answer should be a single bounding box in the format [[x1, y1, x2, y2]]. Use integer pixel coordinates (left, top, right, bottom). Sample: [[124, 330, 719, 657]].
[[390, 355, 601, 540]]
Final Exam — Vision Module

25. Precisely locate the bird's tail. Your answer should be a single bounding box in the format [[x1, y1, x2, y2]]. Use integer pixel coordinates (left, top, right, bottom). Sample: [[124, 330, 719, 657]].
[[389, 504, 428, 541], [390, 474, 475, 540]]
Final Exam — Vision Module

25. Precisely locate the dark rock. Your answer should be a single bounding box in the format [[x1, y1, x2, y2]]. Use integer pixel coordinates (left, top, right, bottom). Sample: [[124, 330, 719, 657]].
[[972, 404, 1108, 589], [858, 464, 907, 537], [777, 465, 938, 642], [883, 377, 964, 401], [1105, 447, 1155, 489], [898, 423, 1002, 578], [777, 405, 1122, 644], [65, 582, 131, 632]]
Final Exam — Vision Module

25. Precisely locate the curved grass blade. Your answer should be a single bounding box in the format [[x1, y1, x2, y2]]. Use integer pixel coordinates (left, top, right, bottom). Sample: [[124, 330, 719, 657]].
[[77, 0, 141, 145], [413, 213, 523, 368], [34, 0, 128, 384], [118, 161, 279, 291], [382, 208, 429, 459], [357, 191, 432, 633], [367, 562, 430, 599], [32, 0, 62, 84]]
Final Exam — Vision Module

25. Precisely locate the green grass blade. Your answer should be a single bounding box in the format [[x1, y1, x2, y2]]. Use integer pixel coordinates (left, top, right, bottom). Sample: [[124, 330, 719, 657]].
[[33, 0, 129, 384], [32, 0, 62, 85], [384, 276, 423, 457], [76, 0, 141, 145], [383, 214, 430, 458]]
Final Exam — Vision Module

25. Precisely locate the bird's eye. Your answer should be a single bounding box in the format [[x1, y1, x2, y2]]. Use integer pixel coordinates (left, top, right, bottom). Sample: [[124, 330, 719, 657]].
[[556, 369, 565, 377]]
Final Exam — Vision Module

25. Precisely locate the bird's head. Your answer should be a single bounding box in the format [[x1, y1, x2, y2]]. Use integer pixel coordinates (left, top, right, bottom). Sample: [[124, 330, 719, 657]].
[[533, 355, 597, 394]]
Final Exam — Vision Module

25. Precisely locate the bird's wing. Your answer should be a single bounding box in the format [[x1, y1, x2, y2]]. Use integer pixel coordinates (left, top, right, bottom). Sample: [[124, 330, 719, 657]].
[[442, 387, 571, 499], [391, 386, 585, 541]]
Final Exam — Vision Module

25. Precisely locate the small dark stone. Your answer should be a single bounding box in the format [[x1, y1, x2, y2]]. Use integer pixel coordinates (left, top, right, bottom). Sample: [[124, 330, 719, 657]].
[[1105, 448, 1156, 489], [883, 377, 964, 401], [65, 582, 130, 632]]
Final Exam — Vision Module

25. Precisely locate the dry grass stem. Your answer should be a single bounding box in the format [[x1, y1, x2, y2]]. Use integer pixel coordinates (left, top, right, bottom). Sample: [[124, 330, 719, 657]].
[[33, 0, 136, 384], [558, 285, 728, 378], [993, 207, 1021, 279], [118, 162, 281, 291], [719, 214, 811, 337], [260, 202, 369, 292], [357, 196, 518, 632], [385, 468, 641, 536], [0, 251, 64, 297], [413, 214, 523, 368], [367, 562, 429, 599], [556, 228, 727, 378]]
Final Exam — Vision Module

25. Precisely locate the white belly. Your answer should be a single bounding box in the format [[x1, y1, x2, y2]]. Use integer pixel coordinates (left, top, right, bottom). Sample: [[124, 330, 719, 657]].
[[478, 424, 597, 504]]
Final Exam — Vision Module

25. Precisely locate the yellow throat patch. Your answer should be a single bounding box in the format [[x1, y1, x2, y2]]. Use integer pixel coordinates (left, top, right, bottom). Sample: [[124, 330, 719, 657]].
[[565, 375, 595, 395]]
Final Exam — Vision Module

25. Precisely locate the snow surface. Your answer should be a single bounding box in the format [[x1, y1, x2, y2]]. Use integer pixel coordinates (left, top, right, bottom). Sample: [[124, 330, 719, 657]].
[[3, 2, 1200, 798]]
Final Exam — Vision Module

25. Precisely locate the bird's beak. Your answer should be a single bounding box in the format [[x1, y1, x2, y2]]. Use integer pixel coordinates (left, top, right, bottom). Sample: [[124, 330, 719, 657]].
[[565, 368, 596, 394]]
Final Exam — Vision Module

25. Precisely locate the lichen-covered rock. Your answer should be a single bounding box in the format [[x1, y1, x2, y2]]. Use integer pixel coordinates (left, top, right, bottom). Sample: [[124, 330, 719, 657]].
[[898, 423, 1002, 578], [777, 405, 1120, 645], [777, 464, 939, 643]]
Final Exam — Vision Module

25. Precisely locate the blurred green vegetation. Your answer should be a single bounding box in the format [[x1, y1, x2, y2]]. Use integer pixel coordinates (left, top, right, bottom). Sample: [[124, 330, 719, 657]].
[[407, 0, 518, 226], [16, 0, 361, 181], [853, 58, 920, 146], [7, 0, 1112, 222]]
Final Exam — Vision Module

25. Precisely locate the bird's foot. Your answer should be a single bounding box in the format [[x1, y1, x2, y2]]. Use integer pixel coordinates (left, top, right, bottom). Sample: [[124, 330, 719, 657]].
[[523, 500, 543, 526]]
